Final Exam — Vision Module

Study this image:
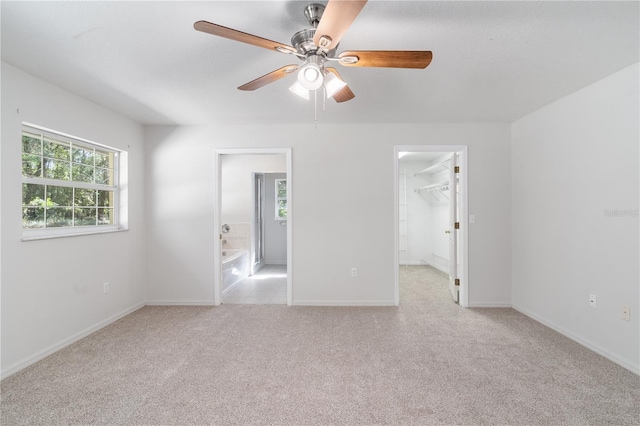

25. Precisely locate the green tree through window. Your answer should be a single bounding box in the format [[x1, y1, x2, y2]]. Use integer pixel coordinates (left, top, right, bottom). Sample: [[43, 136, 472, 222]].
[[275, 179, 287, 220]]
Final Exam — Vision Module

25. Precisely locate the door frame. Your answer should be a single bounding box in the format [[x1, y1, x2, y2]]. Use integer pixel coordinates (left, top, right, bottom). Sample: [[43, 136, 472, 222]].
[[214, 148, 293, 306], [393, 145, 469, 307], [250, 172, 266, 276]]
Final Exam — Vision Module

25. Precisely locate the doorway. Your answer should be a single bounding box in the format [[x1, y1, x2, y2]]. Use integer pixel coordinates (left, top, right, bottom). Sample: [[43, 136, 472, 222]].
[[214, 149, 292, 306], [394, 145, 468, 307]]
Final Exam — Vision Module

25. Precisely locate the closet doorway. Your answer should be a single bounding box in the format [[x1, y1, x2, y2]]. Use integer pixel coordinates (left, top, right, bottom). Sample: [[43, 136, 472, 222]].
[[394, 146, 468, 307]]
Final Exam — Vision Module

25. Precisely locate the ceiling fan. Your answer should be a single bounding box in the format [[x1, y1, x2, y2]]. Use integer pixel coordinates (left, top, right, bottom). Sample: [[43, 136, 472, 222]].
[[194, 0, 432, 103]]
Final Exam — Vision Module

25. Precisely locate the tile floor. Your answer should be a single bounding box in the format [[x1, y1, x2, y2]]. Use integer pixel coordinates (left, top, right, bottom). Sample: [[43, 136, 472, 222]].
[[222, 264, 287, 305]]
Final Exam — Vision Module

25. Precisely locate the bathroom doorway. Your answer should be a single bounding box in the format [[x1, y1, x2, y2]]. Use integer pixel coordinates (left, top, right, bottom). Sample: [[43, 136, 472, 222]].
[[394, 145, 468, 307], [214, 149, 292, 306]]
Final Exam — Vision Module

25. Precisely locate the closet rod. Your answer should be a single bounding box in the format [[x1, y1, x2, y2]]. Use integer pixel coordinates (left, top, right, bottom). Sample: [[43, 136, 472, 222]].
[[416, 180, 449, 191]]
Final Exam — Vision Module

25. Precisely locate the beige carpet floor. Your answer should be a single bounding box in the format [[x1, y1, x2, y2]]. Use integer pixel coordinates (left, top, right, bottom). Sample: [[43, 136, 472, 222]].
[[1, 266, 639, 425]]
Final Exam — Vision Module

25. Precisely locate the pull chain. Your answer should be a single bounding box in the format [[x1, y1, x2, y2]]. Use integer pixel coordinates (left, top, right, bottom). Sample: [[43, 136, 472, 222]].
[[323, 86, 326, 111], [314, 89, 318, 129]]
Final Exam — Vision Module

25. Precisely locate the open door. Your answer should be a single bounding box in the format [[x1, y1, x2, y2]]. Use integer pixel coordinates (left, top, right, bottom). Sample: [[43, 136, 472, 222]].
[[447, 153, 459, 303]]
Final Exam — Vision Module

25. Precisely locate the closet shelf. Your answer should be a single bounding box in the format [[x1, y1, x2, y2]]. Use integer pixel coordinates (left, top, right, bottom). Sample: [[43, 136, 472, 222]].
[[414, 158, 451, 177], [416, 180, 449, 192]]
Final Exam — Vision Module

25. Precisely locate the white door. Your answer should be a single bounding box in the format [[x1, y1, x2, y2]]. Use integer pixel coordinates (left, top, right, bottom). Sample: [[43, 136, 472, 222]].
[[447, 153, 459, 303]]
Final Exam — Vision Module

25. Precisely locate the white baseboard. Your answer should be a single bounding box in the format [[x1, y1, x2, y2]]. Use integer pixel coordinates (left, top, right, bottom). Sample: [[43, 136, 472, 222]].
[[428, 262, 448, 274], [145, 300, 216, 306], [293, 300, 395, 306], [512, 304, 639, 375], [467, 302, 512, 308], [1, 302, 145, 380], [399, 260, 449, 275]]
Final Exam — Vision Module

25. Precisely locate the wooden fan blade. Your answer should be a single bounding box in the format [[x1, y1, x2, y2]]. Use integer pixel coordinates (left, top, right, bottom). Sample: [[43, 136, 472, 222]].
[[338, 50, 433, 69], [325, 67, 355, 103], [194, 21, 296, 54], [238, 65, 299, 91], [313, 0, 367, 50]]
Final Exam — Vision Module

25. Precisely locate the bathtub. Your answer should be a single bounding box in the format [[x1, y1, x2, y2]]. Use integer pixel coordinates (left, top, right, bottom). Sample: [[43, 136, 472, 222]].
[[221, 249, 249, 295]]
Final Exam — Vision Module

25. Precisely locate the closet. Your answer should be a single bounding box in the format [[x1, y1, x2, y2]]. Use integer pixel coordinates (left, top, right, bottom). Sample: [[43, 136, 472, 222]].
[[414, 157, 451, 203], [398, 153, 453, 274]]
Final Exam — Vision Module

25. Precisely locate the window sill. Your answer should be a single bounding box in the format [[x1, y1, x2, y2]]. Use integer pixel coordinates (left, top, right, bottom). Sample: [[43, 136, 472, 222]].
[[21, 226, 127, 242]]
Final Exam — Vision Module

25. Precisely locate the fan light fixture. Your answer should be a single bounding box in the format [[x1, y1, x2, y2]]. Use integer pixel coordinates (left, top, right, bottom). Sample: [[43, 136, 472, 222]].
[[297, 62, 323, 90], [289, 65, 347, 100], [289, 81, 310, 100], [323, 72, 347, 98]]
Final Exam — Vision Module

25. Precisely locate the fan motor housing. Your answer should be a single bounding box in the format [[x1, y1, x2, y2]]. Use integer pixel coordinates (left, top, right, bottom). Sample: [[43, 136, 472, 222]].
[[291, 28, 316, 55], [291, 3, 337, 59], [291, 28, 338, 58]]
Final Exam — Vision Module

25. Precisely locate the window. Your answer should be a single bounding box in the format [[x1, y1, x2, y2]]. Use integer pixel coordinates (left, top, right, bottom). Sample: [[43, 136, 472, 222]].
[[275, 179, 287, 220], [21, 124, 122, 240]]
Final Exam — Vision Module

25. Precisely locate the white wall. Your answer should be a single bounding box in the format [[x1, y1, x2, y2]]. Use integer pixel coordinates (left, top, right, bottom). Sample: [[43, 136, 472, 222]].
[[511, 63, 640, 373], [0, 63, 146, 377], [399, 161, 431, 264], [264, 173, 287, 265], [145, 123, 511, 306], [220, 154, 286, 223]]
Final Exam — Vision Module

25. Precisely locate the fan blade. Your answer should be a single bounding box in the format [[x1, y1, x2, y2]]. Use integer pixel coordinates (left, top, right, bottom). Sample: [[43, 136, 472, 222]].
[[238, 65, 299, 91], [338, 50, 433, 69], [313, 0, 367, 50], [194, 21, 297, 54], [325, 67, 355, 103]]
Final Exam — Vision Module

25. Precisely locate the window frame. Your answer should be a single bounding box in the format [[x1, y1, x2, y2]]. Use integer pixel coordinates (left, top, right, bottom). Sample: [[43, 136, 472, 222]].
[[21, 123, 123, 241], [275, 178, 287, 221]]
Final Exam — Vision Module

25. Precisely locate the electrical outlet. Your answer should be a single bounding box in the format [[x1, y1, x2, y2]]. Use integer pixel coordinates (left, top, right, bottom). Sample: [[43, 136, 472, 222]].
[[589, 294, 597, 308], [351, 268, 358, 278], [622, 306, 630, 321], [103, 282, 109, 294], [469, 214, 475, 224]]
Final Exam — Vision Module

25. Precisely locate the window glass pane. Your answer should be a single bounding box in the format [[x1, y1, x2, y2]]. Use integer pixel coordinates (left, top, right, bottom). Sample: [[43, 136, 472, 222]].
[[43, 158, 70, 180], [72, 147, 94, 165], [22, 207, 45, 228], [23, 183, 45, 206], [74, 188, 96, 207], [72, 164, 94, 183], [95, 167, 113, 185], [277, 180, 286, 196], [95, 150, 113, 168], [98, 208, 114, 225], [74, 208, 97, 226], [22, 133, 42, 154], [97, 190, 113, 207], [277, 200, 287, 218], [43, 139, 70, 160], [48, 186, 73, 207], [46, 207, 73, 227], [22, 154, 42, 177]]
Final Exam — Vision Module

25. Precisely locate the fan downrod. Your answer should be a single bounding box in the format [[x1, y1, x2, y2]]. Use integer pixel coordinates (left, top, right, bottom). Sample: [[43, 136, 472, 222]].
[[292, 3, 338, 58], [304, 3, 325, 27]]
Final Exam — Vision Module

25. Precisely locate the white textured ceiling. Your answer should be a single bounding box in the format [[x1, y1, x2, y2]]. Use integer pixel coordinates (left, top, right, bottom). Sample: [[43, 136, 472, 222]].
[[2, 1, 638, 126]]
